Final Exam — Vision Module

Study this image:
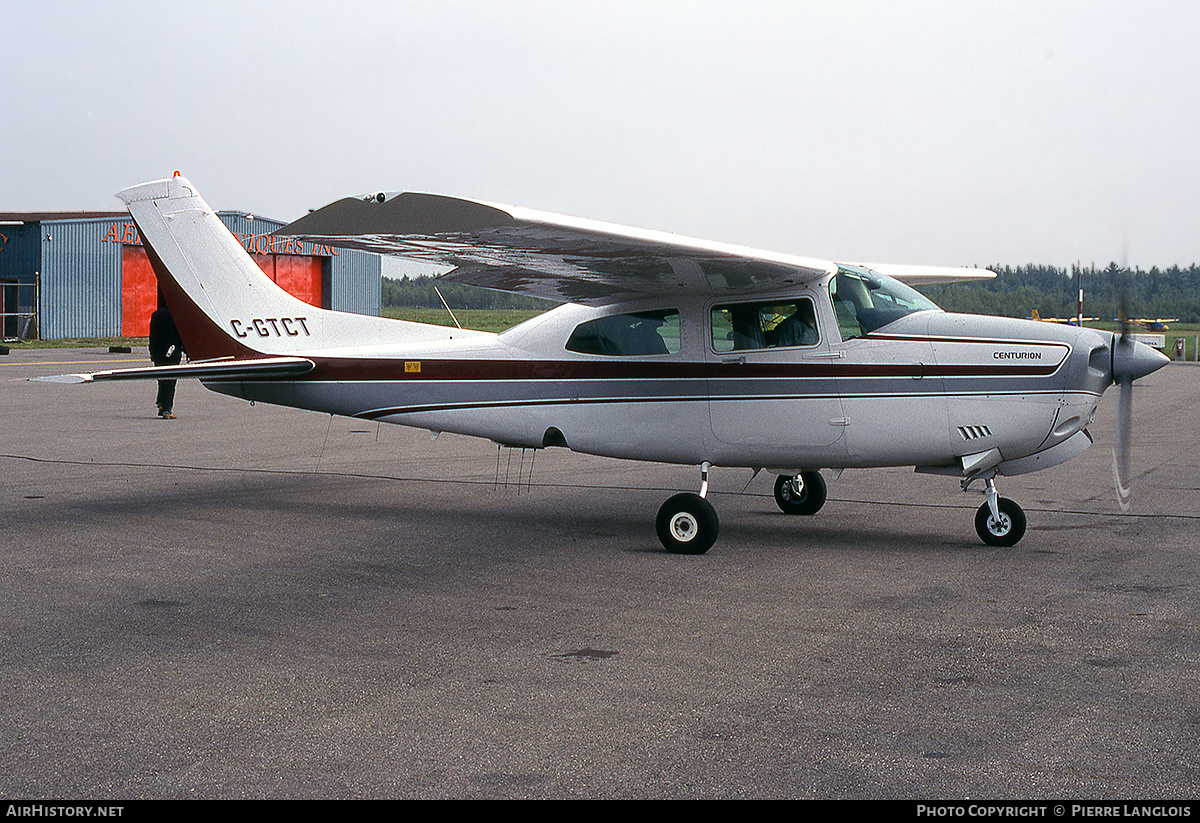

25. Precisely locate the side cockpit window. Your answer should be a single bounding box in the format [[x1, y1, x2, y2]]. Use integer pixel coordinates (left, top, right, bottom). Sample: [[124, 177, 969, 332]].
[[711, 298, 820, 353], [566, 309, 681, 356]]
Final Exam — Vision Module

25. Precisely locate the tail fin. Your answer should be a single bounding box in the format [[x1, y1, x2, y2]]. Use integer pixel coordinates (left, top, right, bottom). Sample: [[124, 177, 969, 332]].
[[118, 174, 475, 360], [120, 176, 269, 360]]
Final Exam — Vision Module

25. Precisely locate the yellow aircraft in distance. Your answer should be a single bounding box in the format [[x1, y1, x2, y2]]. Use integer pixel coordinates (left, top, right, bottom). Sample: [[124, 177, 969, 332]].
[[1029, 309, 1096, 326], [1128, 318, 1179, 331]]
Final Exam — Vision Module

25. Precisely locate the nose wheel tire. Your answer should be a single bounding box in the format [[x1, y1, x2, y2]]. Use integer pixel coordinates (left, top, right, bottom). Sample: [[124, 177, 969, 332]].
[[656, 493, 719, 555], [974, 497, 1027, 547], [774, 471, 827, 516]]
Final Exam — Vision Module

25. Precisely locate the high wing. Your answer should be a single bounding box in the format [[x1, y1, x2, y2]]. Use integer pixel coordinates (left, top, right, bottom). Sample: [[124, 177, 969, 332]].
[[276, 193, 994, 305]]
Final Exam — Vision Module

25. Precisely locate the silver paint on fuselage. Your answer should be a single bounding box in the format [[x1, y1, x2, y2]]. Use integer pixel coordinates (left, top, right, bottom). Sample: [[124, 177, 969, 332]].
[[204, 276, 1136, 476]]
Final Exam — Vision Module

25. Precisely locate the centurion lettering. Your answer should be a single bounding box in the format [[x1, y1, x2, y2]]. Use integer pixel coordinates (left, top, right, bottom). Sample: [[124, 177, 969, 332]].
[[994, 351, 1043, 359]]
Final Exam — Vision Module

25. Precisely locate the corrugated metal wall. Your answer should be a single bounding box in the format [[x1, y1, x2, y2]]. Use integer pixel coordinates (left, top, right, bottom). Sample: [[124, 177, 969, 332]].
[[0, 222, 41, 337], [0, 220, 42, 340], [40, 218, 123, 338], [32, 211, 382, 339], [331, 246, 381, 316], [0, 221, 41, 283]]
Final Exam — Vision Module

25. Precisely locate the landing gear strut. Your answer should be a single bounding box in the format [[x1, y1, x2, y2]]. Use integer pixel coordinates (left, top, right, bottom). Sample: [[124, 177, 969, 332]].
[[656, 462, 719, 555], [973, 477, 1027, 547]]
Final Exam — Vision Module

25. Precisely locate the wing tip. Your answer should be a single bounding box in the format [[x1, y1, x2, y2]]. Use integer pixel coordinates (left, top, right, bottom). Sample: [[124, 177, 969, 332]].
[[276, 192, 514, 239], [29, 373, 93, 384]]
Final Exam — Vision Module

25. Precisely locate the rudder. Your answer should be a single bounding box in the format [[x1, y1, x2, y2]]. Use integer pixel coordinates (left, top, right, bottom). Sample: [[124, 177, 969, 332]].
[[120, 175, 329, 360], [118, 174, 486, 361]]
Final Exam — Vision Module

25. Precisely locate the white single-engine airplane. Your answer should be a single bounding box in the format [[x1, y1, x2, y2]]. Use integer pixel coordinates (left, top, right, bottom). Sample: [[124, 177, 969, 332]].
[[44, 174, 1169, 554]]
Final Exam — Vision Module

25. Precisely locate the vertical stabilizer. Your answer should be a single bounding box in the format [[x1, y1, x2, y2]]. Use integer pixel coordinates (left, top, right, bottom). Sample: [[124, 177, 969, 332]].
[[119, 175, 326, 360], [118, 174, 475, 361]]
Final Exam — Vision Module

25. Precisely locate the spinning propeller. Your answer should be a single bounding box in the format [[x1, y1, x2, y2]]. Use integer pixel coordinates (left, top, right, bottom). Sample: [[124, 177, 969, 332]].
[[1108, 271, 1169, 511]]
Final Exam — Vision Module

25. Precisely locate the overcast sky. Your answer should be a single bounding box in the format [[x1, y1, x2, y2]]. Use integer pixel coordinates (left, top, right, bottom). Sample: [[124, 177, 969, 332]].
[[3, 0, 1198, 271]]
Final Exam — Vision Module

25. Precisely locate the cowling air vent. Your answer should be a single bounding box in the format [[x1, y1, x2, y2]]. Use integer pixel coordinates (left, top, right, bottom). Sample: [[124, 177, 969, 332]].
[[958, 425, 993, 442]]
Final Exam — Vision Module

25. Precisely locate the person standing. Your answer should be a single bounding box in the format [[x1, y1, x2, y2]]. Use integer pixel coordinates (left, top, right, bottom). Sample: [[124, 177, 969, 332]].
[[148, 305, 185, 419]]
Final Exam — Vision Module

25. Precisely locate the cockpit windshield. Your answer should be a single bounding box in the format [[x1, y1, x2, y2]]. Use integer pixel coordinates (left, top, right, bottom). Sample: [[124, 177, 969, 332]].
[[829, 267, 942, 339]]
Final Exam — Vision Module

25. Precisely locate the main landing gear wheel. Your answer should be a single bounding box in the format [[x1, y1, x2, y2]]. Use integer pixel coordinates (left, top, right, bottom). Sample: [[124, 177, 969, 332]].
[[656, 493, 719, 555], [974, 497, 1027, 547], [774, 471, 827, 516]]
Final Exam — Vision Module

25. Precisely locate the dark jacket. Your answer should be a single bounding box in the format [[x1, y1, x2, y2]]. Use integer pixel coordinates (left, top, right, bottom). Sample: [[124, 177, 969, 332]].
[[149, 308, 185, 366]]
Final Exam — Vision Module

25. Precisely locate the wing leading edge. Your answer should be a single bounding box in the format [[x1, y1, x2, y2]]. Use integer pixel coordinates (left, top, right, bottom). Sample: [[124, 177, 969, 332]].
[[276, 193, 993, 305]]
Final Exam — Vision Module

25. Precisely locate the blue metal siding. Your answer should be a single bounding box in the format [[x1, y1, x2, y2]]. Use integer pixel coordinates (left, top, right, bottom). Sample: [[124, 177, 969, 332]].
[[0, 223, 41, 338], [331, 250, 381, 315], [30, 210, 382, 339], [0, 222, 41, 283], [40, 218, 123, 338]]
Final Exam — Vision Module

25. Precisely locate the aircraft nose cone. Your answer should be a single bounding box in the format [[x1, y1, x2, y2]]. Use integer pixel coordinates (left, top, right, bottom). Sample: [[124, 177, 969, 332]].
[[1113, 337, 1171, 384]]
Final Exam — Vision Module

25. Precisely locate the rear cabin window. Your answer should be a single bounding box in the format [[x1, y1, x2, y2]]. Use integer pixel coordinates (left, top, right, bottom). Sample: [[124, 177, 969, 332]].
[[711, 298, 820, 352], [566, 310, 681, 356]]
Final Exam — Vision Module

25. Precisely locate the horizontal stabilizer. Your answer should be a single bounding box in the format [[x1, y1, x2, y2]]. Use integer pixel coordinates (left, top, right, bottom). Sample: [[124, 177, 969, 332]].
[[32, 356, 314, 384]]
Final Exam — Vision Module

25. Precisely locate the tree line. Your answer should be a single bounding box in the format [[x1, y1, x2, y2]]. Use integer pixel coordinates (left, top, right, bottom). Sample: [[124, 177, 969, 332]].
[[385, 263, 1200, 323], [922, 263, 1200, 323]]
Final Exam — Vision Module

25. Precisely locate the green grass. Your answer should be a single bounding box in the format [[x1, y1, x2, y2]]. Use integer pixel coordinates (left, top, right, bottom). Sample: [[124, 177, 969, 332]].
[[2, 308, 551, 349], [382, 306, 548, 333]]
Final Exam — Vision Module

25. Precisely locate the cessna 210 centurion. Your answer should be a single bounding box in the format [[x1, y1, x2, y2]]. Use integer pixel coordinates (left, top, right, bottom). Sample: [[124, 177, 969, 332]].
[[46, 174, 1169, 554]]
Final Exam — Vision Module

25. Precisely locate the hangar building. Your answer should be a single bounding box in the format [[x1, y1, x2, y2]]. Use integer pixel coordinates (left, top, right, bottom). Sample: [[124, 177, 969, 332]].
[[0, 210, 381, 340]]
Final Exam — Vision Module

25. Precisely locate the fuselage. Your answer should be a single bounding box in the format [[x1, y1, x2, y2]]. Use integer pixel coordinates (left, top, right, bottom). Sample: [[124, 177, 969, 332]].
[[109, 173, 1172, 552], [205, 269, 1128, 479]]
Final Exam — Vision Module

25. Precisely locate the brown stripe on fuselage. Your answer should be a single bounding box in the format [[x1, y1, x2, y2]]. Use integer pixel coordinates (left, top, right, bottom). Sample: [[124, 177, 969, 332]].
[[279, 357, 1064, 382]]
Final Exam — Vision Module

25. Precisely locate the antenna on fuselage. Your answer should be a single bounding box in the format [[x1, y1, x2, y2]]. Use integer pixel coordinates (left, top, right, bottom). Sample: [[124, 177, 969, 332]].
[[434, 286, 463, 330]]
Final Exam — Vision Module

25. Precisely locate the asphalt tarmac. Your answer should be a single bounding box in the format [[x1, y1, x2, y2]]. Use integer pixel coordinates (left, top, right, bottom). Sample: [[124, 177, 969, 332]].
[[2, 347, 1199, 799]]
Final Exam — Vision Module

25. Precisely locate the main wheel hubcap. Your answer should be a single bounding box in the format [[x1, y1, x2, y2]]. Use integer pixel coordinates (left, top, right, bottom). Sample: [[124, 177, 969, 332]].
[[669, 512, 699, 542]]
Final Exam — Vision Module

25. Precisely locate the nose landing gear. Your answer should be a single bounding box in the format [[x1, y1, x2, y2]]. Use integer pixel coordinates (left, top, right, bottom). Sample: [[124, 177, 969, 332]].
[[973, 476, 1027, 547]]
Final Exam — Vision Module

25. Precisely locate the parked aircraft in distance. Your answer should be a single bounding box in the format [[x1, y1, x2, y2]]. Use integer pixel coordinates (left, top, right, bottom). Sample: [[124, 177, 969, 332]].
[[1029, 309, 1096, 326], [41, 174, 1170, 554], [1127, 318, 1179, 332]]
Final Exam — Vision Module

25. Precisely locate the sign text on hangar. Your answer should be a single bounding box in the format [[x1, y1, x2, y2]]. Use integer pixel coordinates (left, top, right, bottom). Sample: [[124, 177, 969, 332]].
[[100, 221, 340, 256]]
